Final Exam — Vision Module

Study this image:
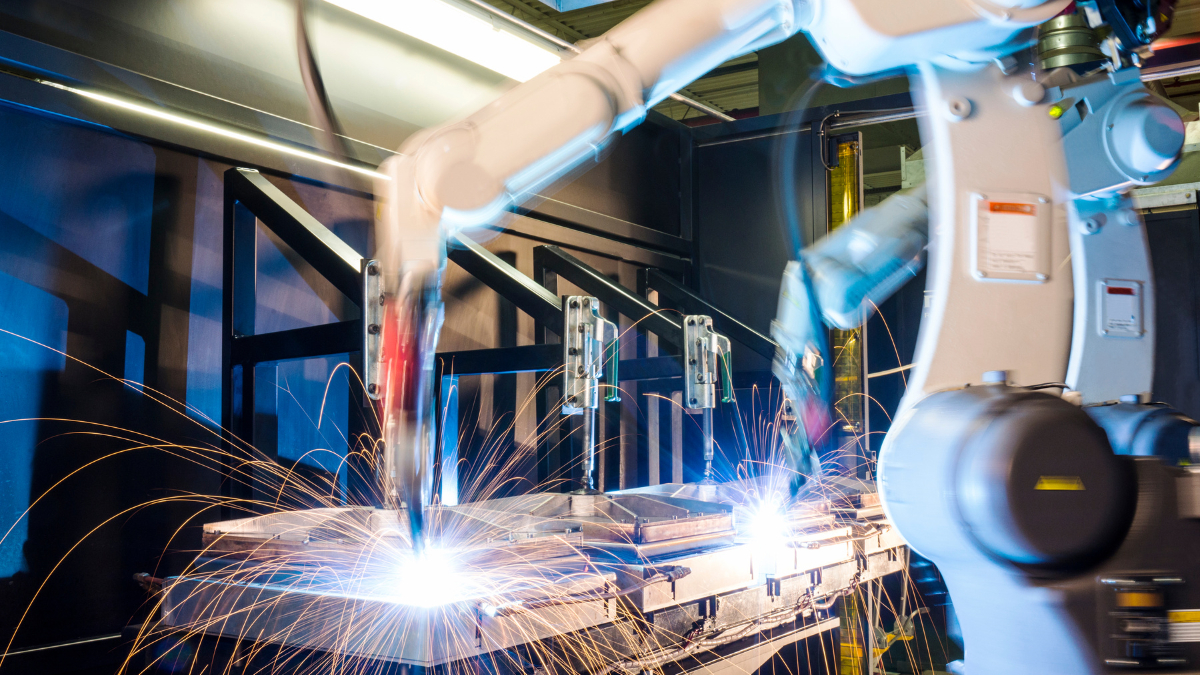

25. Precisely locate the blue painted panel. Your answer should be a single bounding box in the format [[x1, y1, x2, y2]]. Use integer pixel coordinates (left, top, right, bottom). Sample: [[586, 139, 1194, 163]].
[[275, 355, 349, 489], [125, 330, 145, 394], [185, 161, 224, 429], [254, 225, 341, 334], [0, 106, 156, 294], [440, 375, 459, 506], [0, 270, 67, 578]]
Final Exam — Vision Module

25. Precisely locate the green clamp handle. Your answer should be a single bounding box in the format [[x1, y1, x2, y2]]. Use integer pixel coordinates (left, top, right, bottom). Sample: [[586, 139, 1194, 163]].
[[604, 339, 621, 403], [719, 352, 734, 404]]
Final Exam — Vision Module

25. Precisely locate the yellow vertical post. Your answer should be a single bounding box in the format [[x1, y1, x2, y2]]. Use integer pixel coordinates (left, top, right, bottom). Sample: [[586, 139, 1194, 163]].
[[827, 139, 865, 455], [829, 136, 869, 675]]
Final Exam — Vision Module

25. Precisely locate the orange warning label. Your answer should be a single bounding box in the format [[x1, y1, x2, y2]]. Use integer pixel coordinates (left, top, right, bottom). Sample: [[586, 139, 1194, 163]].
[[989, 202, 1036, 215]]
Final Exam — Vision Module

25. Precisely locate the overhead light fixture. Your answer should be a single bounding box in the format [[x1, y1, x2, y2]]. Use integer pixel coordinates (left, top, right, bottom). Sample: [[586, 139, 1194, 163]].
[[36, 79, 388, 179], [326, 0, 562, 83]]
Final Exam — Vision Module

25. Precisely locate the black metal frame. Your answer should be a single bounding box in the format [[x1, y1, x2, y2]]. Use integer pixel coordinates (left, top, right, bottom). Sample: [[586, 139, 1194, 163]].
[[641, 268, 776, 360], [219, 168, 771, 503], [221, 167, 375, 509]]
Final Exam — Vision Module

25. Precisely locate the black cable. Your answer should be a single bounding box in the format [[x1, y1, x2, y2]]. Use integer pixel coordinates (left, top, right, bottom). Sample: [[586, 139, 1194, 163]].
[[817, 111, 841, 171], [296, 0, 353, 161]]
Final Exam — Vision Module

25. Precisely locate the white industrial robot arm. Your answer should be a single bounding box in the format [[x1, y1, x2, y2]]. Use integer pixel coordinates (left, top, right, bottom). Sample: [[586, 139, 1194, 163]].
[[376, 0, 1072, 282], [375, 0, 1073, 548], [374, 0, 813, 548], [375, 0, 811, 283]]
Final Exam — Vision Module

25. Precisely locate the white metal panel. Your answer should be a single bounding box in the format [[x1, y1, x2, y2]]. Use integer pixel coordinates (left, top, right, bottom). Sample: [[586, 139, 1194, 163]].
[[902, 62, 1075, 407], [1064, 199, 1155, 403]]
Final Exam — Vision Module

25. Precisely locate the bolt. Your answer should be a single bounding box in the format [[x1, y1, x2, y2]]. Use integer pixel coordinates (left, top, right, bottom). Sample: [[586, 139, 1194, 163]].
[[690, 398, 698, 405], [367, 383, 378, 395], [578, 366, 586, 376], [379, 294, 386, 306], [687, 318, 695, 326], [367, 265, 379, 276], [568, 395, 578, 404], [579, 325, 586, 333], [368, 324, 381, 334], [978, 271, 989, 278], [568, 348, 578, 355], [697, 374, 704, 383], [1011, 81, 1044, 107], [583, 298, 590, 306], [945, 97, 972, 121], [689, 358, 697, 365], [1083, 217, 1102, 234]]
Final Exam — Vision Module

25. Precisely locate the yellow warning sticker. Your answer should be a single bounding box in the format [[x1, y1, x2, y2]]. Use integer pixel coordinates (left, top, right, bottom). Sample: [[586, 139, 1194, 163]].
[[1170, 610, 1200, 642], [1034, 476, 1085, 491], [1170, 611, 1200, 624]]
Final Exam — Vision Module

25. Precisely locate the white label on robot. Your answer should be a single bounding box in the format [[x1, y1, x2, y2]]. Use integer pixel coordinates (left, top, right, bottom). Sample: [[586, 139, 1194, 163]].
[[1169, 610, 1200, 642], [971, 195, 1051, 282], [980, 202, 1038, 273], [1100, 280, 1143, 338]]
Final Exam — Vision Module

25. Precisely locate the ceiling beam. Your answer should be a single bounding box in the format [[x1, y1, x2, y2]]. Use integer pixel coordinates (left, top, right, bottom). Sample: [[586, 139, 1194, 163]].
[[488, 0, 590, 41]]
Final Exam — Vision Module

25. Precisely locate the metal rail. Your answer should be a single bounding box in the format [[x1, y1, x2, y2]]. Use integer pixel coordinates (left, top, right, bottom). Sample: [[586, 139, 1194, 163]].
[[534, 245, 684, 348], [222, 167, 377, 509], [696, 106, 919, 148], [448, 234, 564, 334], [641, 268, 776, 360]]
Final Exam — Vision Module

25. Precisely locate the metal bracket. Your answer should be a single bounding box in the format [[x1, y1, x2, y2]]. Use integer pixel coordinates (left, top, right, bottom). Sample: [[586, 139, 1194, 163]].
[[683, 315, 731, 410], [364, 259, 382, 400], [562, 295, 618, 415]]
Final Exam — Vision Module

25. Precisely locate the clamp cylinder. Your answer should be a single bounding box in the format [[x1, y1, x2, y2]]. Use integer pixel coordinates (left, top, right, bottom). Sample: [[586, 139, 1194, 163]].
[[562, 296, 618, 491], [684, 315, 732, 481]]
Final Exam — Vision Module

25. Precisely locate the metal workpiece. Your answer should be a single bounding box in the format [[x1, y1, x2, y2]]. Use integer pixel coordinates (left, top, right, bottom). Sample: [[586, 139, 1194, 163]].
[[175, 477, 907, 671], [163, 566, 616, 669]]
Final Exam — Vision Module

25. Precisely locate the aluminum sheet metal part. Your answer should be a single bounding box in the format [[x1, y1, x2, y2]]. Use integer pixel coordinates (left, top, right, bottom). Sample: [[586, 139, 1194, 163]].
[[158, 478, 906, 671]]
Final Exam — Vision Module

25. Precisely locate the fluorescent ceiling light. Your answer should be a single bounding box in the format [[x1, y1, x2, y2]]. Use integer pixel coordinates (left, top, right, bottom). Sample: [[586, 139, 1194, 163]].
[[39, 79, 388, 179], [326, 0, 562, 82]]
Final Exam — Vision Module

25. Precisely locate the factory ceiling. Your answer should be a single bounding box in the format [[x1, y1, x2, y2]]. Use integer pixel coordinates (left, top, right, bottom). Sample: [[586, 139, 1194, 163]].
[[481, 0, 1200, 124], [478, 0, 759, 123]]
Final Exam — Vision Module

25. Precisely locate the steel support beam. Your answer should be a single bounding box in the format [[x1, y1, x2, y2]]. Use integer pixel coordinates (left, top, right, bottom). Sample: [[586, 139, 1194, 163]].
[[641, 268, 776, 360], [225, 167, 365, 302], [534, 245, 684, 348], [230, 321, 362, 365], [448, 234, 564, 335]]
